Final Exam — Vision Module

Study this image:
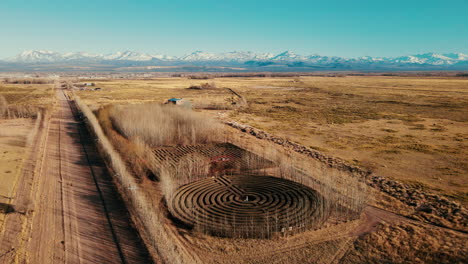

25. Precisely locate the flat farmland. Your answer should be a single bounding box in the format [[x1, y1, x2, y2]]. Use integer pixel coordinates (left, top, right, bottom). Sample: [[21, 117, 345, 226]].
[[77, 76, 468, 204], [0, 82, 55, 107]]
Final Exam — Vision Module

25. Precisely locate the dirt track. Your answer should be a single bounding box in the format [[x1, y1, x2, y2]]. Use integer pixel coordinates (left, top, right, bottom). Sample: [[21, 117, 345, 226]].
[[0, 88, 151, 263]]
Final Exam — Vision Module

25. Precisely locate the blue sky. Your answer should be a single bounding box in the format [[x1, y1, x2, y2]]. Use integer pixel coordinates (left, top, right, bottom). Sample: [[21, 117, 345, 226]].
[[1, 0, 467, 58]]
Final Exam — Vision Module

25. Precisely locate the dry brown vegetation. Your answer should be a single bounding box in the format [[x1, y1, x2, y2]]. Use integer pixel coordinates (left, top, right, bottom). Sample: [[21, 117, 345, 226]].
[[342, 222, 467, 264], [0, 80, 55, 116], [188, 82, 217, 89], [3, 78, 55, 84], [0, 89, 45, 231], [79, 95, 370, 262], [76, 96, 199, 263], [75, 77, 467, 205], [0, 95, 40, 119], [110, 103, 222, 146], [71, 75, 467, 263]]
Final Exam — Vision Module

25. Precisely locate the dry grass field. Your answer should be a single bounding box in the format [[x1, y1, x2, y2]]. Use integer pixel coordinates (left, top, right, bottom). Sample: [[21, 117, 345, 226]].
[[75, 78, 239, 109], [77, 76, 468, 204], [0, 119, 34, 225], [0, 81, 55, 109], [0, 80, 53, 228], [74, 75, 467, 263]]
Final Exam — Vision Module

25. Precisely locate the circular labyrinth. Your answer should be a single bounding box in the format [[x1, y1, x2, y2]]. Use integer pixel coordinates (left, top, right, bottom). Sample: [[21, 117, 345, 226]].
[[170, 175, 330, 238]]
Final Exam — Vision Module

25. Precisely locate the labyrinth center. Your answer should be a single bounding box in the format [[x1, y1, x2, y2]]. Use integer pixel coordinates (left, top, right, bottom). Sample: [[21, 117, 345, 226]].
[[170, 174, 329, 238]]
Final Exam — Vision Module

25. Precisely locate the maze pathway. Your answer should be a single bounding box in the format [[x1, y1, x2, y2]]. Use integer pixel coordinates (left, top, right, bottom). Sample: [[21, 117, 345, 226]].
[[153, 143, 274, 171], [170, 174, 329, 238]]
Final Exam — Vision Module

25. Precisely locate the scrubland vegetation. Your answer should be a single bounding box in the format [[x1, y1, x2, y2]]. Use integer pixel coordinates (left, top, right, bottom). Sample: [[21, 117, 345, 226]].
[[343, 222, 467, 263], [75, 76, 467, 204], [78, 92, 369, 261], [70, 75, 466, 263], [1, 74, 465, 263]]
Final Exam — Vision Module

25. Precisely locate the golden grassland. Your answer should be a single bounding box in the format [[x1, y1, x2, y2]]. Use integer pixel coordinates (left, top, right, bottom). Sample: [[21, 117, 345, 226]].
[[75, 78, 236, 108], [0, 81, 53, 226], [0, 82, 55, 108], [76, 76, 468, 204], [0, 77, 465, 263], [0, 119, 34, 226], [77, 91, 466, 263], [73, 76, 468, 263], [77, 98, 366, 263], [342, 221, 467, 263]]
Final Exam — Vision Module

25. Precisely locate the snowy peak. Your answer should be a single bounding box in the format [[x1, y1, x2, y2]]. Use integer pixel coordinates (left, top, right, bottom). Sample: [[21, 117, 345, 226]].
[[5, 50, 468, 68], [12, 50, 169, 63], [15, 50, 62, 63], [179, 51, 274, 62], [272, 51, 303, 61], [391, 53, 468, 65], [180, 51, 217, 61], [103, 51, 155, 61], [443, 53, 468, 60]]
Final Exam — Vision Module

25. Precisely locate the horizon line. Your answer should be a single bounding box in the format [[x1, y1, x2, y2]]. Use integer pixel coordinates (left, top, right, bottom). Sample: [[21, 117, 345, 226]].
[[2, 49, 467, 61]]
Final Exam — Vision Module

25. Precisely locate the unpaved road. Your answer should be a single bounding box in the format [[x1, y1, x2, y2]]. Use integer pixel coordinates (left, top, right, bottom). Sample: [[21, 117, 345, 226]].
[[0, 88, 152, 263]]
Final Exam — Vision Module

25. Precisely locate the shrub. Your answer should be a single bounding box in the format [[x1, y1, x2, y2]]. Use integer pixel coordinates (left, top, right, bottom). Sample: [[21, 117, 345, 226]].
[[0, 95, 37, 119], [188, 82, 217, 89]]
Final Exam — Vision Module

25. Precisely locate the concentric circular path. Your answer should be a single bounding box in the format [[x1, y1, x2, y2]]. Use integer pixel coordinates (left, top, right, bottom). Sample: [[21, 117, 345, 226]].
[[170, 175, 329, 238]]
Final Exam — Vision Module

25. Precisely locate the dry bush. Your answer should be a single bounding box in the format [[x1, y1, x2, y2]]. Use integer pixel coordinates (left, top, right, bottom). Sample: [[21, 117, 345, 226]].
[[187, 74, 213, 79], [192, 99, 236, 110], [188, 82, 217, 89], [5, 105, 38, 119], [109, 103, 222, 147]]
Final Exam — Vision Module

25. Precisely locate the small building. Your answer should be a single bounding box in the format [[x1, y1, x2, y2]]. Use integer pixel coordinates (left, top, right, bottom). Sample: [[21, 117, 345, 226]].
[[166, 98, 184, 105], [84, 82, 95, 86]]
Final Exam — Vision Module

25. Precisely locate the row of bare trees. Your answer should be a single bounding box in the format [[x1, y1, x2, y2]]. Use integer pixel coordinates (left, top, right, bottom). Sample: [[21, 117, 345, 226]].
[[76, 97, 368, 261], [75, 96, 200, 263], [109, 103, 222, 147], [0, 95, 38, 119], [3, 78, 55, 84]]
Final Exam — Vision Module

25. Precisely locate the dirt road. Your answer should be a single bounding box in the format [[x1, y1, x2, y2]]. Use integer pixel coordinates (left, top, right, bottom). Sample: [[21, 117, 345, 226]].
[[0, 88, 152, 263]]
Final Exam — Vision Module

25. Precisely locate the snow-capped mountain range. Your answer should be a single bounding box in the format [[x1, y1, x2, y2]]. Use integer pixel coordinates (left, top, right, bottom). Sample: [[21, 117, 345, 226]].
[[1, 50, 467, 71]]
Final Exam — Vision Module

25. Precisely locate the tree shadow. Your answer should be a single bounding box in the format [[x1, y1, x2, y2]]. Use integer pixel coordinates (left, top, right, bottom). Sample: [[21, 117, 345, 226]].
[[0, 203, 15, 214]]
